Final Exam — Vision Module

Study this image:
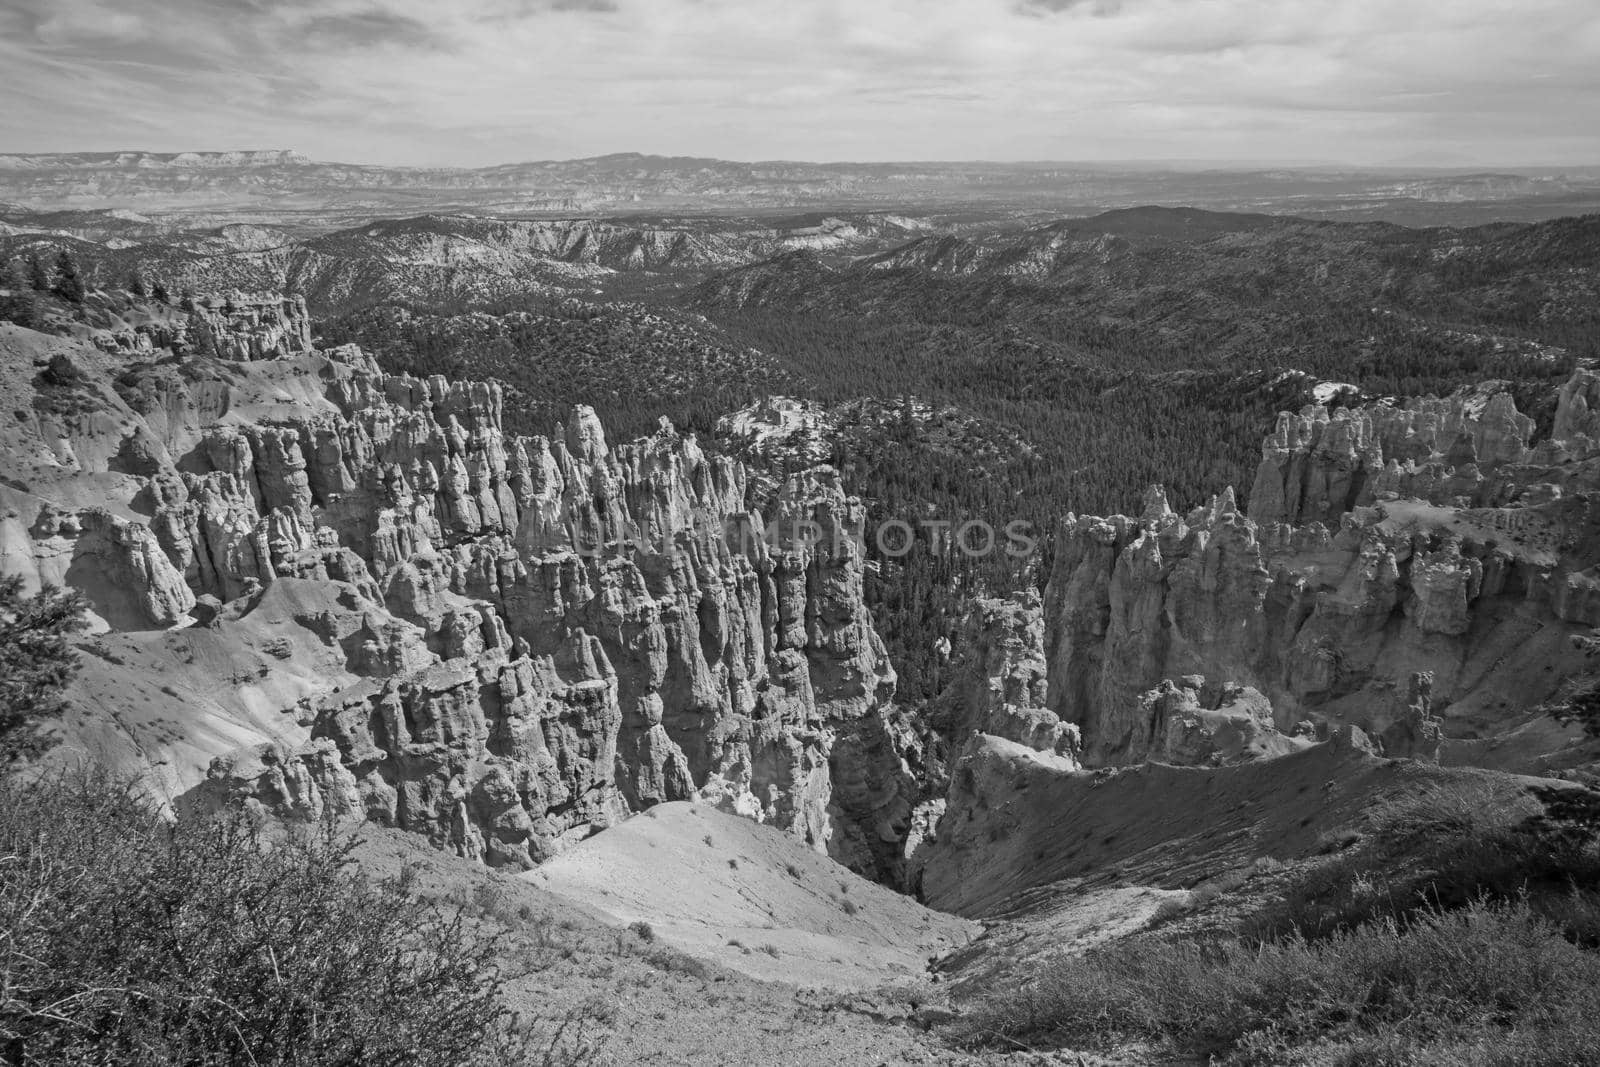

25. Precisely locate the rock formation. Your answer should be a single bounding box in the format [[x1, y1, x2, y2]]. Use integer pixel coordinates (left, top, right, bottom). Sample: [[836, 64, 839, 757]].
[[1143, 675, 1311, 766], [1, 296, 897, 870], [1045, 378, 1600, 766], [90, 292, 315, 361], [12, 288, 1600, 895], [924, 592, 1080, 761]]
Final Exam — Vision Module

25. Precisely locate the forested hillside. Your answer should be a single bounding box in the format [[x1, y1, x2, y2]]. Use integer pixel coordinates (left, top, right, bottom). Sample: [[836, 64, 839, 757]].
[[685, 210, 1596, 696], [321, 297, 796, 440]]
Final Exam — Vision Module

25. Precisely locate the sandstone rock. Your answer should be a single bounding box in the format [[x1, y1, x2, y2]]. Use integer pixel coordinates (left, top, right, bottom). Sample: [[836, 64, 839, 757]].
[[9, 294, 903, 867], [1379, 672, 1444, 762], [198, 739, 362, 822], [926, 592, 1079, 761], [1146, 676, 1309, 765], [1046, 378, 1598, 766], [1248, 386, 1538, 526], [70, 509, 195, 628]]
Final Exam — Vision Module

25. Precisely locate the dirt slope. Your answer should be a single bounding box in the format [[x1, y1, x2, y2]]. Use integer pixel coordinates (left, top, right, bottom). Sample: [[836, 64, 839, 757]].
[[921, 733, 1563, 919], [525, 801, 979, 991], [348, 827, 1001, 1066]]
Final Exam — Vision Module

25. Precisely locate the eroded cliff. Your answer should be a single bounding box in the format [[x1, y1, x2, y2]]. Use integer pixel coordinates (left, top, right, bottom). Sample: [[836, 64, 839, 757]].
[[1044, 378, 1600, 767], [0, 295, 898, 869]]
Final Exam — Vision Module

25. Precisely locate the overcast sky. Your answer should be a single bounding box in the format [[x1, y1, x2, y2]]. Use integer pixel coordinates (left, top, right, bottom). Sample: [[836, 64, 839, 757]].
[[1, 0, 1596, 167]]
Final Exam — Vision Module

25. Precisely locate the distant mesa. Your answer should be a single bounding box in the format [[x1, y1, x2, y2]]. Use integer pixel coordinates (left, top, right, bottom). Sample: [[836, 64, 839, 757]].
[[0, 150, 311, 170]]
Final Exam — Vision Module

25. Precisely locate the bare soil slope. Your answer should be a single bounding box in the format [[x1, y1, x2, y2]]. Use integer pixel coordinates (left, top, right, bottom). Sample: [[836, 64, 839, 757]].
[[922, 733, 1579, 998], [526, 801, 979, 991], [349, 826, 999, 1066]]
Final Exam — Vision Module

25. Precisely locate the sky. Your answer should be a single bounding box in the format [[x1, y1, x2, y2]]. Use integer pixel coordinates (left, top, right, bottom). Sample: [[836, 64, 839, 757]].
[[0, 0, 1596, 168]]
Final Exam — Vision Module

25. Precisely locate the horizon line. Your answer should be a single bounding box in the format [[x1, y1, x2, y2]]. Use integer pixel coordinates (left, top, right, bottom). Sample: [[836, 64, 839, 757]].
[[4, 149, 1600, 174]]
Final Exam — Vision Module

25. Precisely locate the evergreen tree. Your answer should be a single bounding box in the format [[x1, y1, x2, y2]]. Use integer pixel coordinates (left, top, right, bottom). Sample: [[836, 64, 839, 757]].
[[129, 272, 148, 298], [0, 261, 39, 328], [0, 574, 87, 763], [51, 251, 85, 304], [26, 252, 50, 291], [151, 277, 171, 304]]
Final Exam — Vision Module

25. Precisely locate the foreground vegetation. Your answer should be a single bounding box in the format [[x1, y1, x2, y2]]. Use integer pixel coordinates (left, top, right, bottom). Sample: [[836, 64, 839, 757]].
[[964, 901, 1600, 1065], [0, 775, 532, 1066], [956, 781, 1600, 1064]]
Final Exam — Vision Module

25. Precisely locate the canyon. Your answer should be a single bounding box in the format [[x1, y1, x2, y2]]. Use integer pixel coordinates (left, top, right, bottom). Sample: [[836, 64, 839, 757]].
[[3, 292, 916, 874], [5, 286, 1599, 907]]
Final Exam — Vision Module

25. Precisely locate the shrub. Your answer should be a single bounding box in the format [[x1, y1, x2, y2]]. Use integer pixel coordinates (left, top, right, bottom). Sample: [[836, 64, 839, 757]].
[[955, 900, 1600, 1062], [958, 779, 1600, 1062], [628, 920, 655, 943], [0, 773, 533, 1065], [1246, 781, 1600, 943]]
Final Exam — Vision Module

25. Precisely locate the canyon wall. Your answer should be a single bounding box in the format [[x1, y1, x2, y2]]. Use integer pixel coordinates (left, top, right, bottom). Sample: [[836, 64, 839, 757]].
[[1044, 379, 1600, 766], [12, 289, 1600, 889], [1, 299, 897, 870]]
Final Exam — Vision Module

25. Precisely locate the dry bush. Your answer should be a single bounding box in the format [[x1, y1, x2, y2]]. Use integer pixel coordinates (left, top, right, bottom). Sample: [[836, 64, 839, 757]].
[[0, 772, 544, 1066], [956, 780, 1600, 1062], [1246, 780, 1600, 944], [956, 900, 1600, 1063]]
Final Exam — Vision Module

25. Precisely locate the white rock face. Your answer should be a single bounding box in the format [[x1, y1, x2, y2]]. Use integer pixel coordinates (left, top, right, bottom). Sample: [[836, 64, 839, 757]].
[[1043, 374, 1600, 767], [1, 300, 900, 870]]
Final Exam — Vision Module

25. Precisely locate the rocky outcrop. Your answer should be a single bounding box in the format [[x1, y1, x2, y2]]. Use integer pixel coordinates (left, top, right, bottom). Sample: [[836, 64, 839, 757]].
[[2, 300, 900, 869], [196, 739, 363, 822], [1046, 375, 1600, 767], [67, 508, 196, 628], [224, 390, 895, 865], [1249, 386, 1538, 526], [827, 593, 1087, 892], [1553, 368, 1600, 451], [1145, 676, 1311, 766], [1378, 671, 1446, 761], [925, 592, 1080, 761], [185, 293, 315, 360], [92, 292, 316, 361]]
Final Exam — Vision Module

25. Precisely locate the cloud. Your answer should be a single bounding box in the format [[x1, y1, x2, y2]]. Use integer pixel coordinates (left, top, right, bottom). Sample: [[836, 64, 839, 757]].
[[1016, 0, 1126, 17], [294, 10, 452, 51], [0, 0, 1594, 166]]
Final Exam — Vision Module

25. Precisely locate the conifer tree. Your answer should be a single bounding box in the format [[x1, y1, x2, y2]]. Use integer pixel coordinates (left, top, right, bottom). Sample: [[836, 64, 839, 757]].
[[52, 251, 85, 303], [27, 252, 50, 291], [0, 261, 39, 328], [0, 575, 87, 763]]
